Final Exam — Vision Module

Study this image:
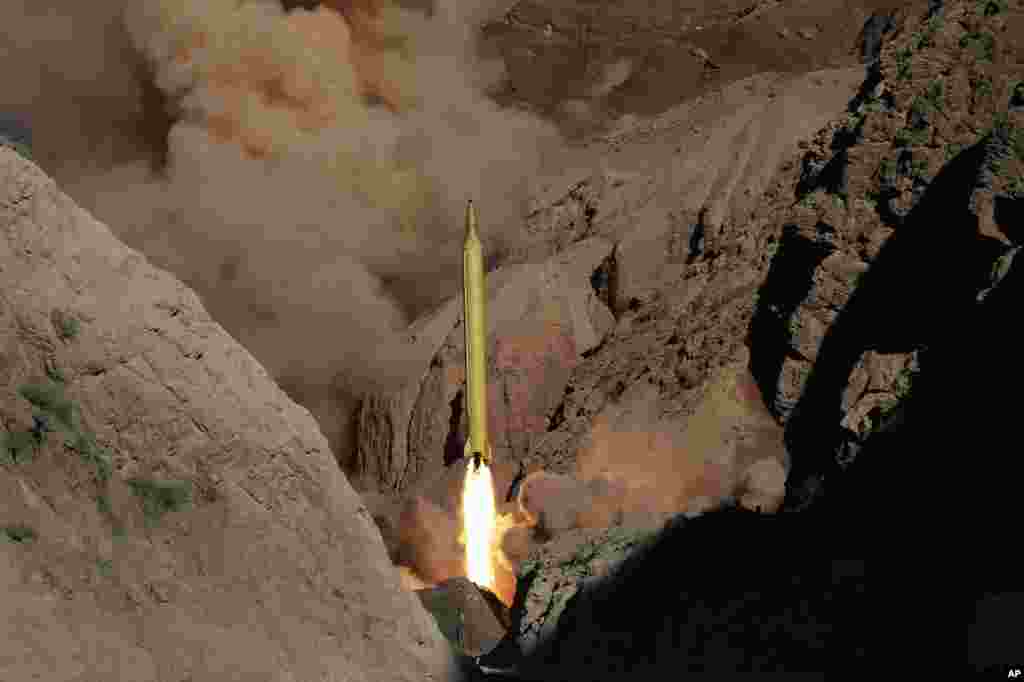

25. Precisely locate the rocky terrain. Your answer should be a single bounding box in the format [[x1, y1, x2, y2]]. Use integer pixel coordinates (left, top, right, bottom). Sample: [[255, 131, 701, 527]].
[[0, 147, 458, 681], [2, 0, 1021, 679], [362, 0, 1024, 675]]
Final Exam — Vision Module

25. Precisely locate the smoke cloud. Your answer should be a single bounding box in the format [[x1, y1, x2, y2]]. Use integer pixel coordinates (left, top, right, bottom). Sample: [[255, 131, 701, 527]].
[[0, 0, 563, 462], [576, 415, 736, 520]]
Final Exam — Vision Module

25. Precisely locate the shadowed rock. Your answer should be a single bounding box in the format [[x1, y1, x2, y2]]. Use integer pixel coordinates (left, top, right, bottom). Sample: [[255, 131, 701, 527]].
[[417, 577, 510, 658], [488, 507, 867, 678]]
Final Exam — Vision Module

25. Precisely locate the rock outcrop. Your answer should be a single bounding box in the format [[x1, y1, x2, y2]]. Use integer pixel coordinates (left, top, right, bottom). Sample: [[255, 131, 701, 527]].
[[502, 523, 659, 663], [0, 148, 457, 682], [416, 576, 509, 658]]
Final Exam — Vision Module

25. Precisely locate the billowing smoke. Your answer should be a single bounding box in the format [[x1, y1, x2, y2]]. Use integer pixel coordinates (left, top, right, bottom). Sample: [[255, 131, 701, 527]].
[[1, 0, 562, 462], [574, 414, 737, 520]]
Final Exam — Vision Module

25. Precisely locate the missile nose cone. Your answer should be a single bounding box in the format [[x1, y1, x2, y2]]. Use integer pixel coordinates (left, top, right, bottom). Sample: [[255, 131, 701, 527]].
[[465, 200, 479, 241]]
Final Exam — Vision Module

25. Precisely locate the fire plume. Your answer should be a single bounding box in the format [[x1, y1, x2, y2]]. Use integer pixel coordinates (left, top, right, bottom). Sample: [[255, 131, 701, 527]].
[[462, 461, 497, 590]]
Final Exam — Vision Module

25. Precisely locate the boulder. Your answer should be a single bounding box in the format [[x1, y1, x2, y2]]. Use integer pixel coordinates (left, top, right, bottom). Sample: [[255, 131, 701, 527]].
[[0, 148, 457, 682], [355, 236, 616, 496], [416, 576, 510, 658]]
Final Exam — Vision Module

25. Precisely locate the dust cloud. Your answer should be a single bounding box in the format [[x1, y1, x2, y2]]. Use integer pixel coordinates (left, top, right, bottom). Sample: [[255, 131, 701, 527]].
[[575, 414, 737, 522], [0, 0, 563, 464]]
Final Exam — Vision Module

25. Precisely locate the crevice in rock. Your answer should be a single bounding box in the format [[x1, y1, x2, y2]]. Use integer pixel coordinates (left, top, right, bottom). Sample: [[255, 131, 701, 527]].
[[686, 207, 708, 264], [442, 389, 465, 467], [857, 13, 897, 66], [501, 374, 516, 459], [546, 402, 566, 432], [747, 224, 836, 421], [817, 149, 850, 197], [590, 249, 617, 313], [795, 152, 827, 198]]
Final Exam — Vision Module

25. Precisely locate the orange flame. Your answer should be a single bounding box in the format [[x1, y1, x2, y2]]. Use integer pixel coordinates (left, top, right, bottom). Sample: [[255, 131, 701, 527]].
[[461, 461, 497, 590]]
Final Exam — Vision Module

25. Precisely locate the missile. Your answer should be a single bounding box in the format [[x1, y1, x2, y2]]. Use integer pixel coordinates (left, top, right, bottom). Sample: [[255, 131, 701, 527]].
[[463, 200, 491, 471]]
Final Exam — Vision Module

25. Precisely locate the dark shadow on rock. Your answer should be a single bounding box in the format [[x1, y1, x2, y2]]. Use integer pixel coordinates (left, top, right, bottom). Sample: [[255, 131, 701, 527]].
[[444, 389, 466, 467], [686, 207, 709, 264], [504, 506, 866, 679], [796, 152, 827, 198], [857, 13, 896, 65], [590, 251, 617, 313], [994, 194, 1024, 244], [747, 224, 837, 420], [780, 133, 1010, 509], [818, 148, 851, 196]]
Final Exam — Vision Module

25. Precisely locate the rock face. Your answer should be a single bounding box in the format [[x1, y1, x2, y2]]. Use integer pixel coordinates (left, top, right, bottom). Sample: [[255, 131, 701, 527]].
[[503, 524, 659, 662], [0, 148, 457, 682], [487, 0, 910, 139], [354, 236, 615, 496]]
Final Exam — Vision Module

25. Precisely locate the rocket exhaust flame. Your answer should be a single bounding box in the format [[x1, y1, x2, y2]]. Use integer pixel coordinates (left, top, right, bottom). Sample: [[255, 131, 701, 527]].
[[461, 199, 497, 591], [462, 456, 497, 589]]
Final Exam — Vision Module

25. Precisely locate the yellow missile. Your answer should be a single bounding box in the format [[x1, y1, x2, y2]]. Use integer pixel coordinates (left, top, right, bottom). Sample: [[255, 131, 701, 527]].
[[463, 200, 491, 471]]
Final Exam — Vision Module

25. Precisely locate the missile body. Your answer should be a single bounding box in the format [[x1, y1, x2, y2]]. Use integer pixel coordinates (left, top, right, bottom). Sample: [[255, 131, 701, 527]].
[[463, 200, 491, 470]]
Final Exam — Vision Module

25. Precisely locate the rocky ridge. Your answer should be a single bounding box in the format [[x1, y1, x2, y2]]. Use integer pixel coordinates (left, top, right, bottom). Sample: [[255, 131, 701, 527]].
[[0, 147, 458, 682]]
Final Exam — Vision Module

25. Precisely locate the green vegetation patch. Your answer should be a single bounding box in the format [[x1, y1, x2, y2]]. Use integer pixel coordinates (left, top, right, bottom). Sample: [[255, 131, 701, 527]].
[[9, 381, 117, 529], [895, 47, 913, 80], [1, 430, 40, 465], [1010, 80, 1024, 106], [895, 126, 930, 148], [924, 80, 945, 111], [560, 526, 656, 580], [0, 136, 32, 161], [945, 141, 966, 160], [51, 309, 81, 341], [974, 75, 994, 99], [910, 158, 930, 180], [910, 15, 943, 51], [2, 524, 37, 543], [1008, 175, 1024, 198], [879, 157, 898, 182], [45, 363, 66, 384], [877, 365, 920, 417], [127, 477, 193, 522], [991, 112, 1024, 162], [960, 31, 995, 62], [977, 0, 1008, 17], [18, 382, 77, 432]]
